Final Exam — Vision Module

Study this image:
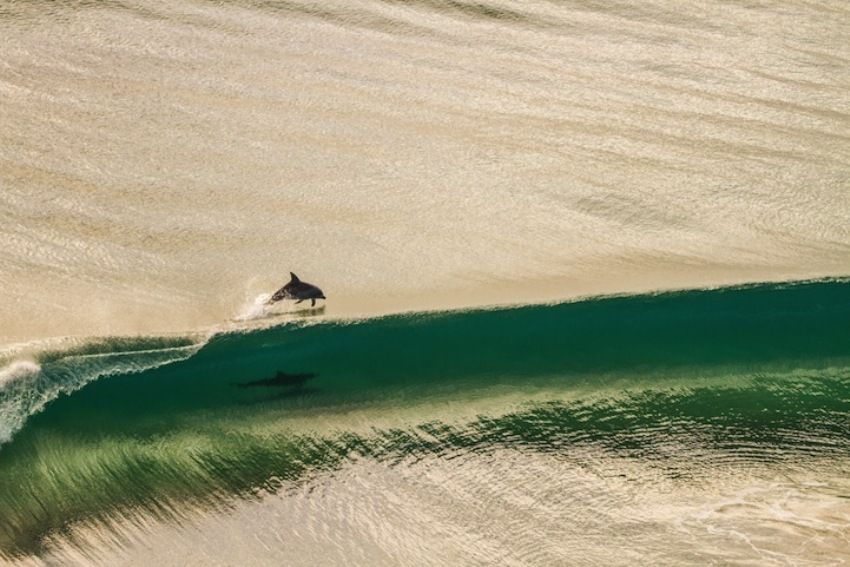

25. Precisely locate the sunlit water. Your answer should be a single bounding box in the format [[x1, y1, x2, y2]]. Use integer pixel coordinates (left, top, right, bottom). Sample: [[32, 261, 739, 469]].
[[2, 1, 850, 564], [1, 0, 848, 342]]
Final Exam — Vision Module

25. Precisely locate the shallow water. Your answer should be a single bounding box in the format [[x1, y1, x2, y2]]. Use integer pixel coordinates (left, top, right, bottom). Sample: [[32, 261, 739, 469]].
[[2, 0, 849, 342], [2, 0, 850, 564]]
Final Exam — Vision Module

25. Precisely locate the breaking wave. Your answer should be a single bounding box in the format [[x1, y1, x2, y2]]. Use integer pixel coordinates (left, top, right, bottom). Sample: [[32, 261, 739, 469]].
[[2, 279, 849, 560]]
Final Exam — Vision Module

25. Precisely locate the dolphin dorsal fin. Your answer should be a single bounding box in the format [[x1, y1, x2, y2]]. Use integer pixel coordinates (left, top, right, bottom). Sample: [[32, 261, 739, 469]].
[[289, 272, 300, 283]]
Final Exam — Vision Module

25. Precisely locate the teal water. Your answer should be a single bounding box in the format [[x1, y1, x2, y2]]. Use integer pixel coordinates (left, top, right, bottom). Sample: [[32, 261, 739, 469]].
[[3, 0, 850, 562], [2, 280, 849, 560]]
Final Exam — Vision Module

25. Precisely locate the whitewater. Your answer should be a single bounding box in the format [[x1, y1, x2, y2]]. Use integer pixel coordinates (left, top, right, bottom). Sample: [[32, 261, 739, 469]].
[[1, 0, 850, 564]]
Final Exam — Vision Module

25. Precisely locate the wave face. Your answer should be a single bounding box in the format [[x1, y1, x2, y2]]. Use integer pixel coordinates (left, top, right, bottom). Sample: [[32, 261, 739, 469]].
[[3, 0, 850, 562], [2, 0, 850, 342], [1, 280, 850, 562]]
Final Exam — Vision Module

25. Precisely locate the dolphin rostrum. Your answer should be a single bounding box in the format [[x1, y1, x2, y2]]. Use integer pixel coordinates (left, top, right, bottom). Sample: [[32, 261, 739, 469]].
[[268, 272, 326, 306]]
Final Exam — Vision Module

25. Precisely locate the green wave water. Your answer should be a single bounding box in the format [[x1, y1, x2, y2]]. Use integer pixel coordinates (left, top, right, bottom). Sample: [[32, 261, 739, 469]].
[[1, 279, 850, 560]]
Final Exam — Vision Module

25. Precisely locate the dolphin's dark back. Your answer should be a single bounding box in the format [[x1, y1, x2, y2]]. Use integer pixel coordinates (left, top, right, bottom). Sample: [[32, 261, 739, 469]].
[[269, 272, 325, 303]]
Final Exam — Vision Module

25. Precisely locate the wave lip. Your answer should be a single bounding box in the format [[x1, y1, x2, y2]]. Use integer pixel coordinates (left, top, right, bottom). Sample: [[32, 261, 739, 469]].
[[0, 361, 41, 444], [1, 279, 850, 559], [0, 336, 206, 448]]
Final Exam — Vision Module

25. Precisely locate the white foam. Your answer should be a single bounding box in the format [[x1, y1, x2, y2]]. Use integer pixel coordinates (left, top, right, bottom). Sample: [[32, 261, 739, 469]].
[[0, 360, 41, 389], [0, 360, 43, 443], [234, 293, 273, 321], [0, 341, 205, 447]]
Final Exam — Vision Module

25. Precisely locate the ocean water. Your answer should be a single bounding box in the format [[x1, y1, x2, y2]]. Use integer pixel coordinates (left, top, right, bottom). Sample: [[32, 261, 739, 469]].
[[1, 0, 850, 564], [2, 281, 850, 564]]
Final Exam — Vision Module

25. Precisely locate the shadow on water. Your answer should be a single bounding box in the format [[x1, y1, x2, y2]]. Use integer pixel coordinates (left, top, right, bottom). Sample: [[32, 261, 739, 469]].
[[1, 280, 850, 557], [233, 371, 320, 403], [234, 371, 317, 389]]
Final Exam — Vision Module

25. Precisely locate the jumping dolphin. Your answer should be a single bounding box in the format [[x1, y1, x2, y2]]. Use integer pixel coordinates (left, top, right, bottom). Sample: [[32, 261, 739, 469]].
[[268, 273, 326, 306]]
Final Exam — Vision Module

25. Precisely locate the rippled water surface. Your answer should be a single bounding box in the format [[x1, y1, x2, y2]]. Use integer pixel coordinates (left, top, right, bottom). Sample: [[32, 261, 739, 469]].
[[2, 1, 850, 564], [2, 0, 849, 341], [1, 282, 850, 564]]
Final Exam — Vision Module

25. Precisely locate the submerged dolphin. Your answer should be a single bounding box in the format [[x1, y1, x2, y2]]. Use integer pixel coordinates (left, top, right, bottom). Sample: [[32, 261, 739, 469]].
[[269, 272, 326, 306], [236, 371, 316, 389]]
